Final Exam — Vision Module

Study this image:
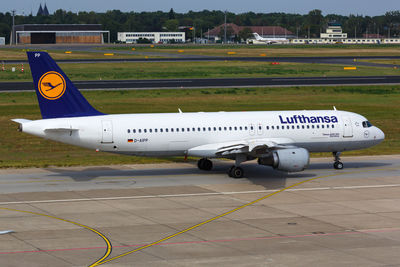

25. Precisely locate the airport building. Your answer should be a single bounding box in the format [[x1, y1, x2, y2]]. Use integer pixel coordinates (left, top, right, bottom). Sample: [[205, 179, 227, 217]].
[[12, 24, 110, 44], [292, 22, 400, 44], [117, 32, 185, 44]]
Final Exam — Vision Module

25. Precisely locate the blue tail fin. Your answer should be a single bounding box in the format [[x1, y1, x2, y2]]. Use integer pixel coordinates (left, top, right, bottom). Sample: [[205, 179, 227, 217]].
[[27, 51, 103, 119]]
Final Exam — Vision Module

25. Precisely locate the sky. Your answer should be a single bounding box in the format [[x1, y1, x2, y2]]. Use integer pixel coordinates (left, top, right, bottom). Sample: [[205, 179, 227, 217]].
[[3, 0, 399, 16]]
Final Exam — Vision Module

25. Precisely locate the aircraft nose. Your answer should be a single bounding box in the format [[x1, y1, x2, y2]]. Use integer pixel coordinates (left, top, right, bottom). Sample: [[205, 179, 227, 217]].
[[375, 127, 385, 142]]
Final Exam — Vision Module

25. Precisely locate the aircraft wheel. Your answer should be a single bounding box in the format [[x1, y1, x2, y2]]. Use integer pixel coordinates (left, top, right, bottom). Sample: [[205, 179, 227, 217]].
[[229, 166, 244, 179], [334, 161, 344, 170], [202, 159, 213, 171], [198, 158, 212, 171], [197, 158, 205, 170]]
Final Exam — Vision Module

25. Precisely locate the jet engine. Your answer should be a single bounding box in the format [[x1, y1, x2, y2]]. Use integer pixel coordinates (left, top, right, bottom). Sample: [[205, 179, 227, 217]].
[[258, 148, 309, 172]]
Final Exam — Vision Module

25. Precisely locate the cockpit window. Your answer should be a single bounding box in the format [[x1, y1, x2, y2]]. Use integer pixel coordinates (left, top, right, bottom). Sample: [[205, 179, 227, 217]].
[[362, 121, 372, 128]]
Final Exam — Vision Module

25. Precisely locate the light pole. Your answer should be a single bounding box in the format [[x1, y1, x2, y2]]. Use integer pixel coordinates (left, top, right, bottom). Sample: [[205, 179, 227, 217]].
[[11, 9, 16, 45], [224, 10, 227, 44]]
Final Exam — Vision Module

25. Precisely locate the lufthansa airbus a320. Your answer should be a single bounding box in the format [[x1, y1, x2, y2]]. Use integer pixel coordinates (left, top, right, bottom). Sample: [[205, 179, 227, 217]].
[[12, 52, 385, 178]]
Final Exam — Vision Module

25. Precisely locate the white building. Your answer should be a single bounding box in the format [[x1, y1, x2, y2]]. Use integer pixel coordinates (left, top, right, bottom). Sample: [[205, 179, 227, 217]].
[[320, 23, 347, 41], [0, 37, 5, 45], [291, 22, 400, 44], [117, 32, 185, 44]]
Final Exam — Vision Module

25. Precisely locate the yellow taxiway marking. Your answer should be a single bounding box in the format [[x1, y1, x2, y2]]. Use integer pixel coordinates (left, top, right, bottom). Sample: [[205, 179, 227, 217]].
[[91, 172, 345, 266], [92, 167, 399, 266], [0, 206, 112, 266]]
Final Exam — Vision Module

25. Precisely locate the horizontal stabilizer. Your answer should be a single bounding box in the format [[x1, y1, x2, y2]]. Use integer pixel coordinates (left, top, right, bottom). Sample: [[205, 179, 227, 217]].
[[11, 119, 32, 124]]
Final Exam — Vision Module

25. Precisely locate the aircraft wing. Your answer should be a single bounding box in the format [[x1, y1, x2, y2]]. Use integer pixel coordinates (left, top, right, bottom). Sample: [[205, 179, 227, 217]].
[[187, 138, 295, 158]]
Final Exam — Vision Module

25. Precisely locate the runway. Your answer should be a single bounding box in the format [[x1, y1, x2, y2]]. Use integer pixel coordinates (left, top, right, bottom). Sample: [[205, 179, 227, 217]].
[[2, 75, 400, 92], [1, 155, 400, 266]]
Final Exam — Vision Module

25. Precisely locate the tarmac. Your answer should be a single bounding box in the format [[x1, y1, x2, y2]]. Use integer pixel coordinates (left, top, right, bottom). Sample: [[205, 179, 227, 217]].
[[0, 155, 400, 266]]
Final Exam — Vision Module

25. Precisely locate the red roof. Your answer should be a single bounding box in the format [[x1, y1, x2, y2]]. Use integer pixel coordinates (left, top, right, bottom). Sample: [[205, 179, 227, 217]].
[[204, 23, 293, 36]]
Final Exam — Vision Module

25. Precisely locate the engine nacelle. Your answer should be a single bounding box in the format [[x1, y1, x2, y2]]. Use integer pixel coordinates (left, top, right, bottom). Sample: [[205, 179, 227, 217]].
[[258, 148, 310, 172]]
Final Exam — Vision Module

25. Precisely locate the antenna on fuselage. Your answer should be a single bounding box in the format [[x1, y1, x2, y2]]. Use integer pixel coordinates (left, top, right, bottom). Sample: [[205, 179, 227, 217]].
[[333, 106, 337, 111], [178, 108, 183, 113]]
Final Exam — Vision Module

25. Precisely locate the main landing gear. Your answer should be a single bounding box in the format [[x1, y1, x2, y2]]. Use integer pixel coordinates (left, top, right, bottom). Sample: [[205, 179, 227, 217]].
[[197, 155, 247, 179], [197, 158, 213, 171], [333, 152, 344, 170], [228, 154, 247, 179], [228, 166, 244, 179]]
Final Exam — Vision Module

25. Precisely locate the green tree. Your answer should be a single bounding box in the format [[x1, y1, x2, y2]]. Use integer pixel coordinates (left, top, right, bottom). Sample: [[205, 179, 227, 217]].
[[238, 27, 253, 42], [218, 25, 234, 43], [164, 19, 179, 31]]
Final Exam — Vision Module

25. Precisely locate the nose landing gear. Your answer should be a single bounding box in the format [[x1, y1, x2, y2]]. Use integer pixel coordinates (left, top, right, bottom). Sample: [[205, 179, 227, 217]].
[[333, 152, 344, 170]]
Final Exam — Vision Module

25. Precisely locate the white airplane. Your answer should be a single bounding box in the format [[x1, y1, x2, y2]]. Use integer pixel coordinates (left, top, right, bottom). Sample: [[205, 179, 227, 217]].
[[12, 52, 384, 178], [252, 32, 289, 44]]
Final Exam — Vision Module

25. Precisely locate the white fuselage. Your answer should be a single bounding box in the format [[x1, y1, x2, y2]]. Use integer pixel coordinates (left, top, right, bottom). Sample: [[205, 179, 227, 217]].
[[20, 110, 384, 158]]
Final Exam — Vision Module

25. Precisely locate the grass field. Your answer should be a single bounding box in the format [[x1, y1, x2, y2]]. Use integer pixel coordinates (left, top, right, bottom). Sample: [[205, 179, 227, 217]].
[[104, 44, 400, 57], [0, 48, 152, 60], [0, 85, 399, 168], [1, 61, 399, 82]]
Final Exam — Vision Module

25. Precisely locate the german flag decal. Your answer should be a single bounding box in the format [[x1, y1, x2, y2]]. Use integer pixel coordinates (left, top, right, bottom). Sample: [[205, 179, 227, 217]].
[[127, 139, 133, 143]]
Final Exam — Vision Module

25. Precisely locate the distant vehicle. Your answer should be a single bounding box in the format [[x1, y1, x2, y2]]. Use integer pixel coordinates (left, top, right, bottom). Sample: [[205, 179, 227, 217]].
[[13, 52, 385, 178], [251, 33, 289, 44]]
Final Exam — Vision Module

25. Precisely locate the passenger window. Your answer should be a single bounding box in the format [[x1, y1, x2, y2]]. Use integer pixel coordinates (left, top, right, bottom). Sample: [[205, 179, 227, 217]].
[[171, 128, 174, 132], [160, 128, 163, 132], [292, 125, 295, 129], [277, 126, 279, 130], [321, 125, 324, 129], [139, 129, 142, 133], [176, 128, 179, 132], [203, 127, 206, 131], [133, 129, 136, 133], [181, 128, 184, 132], [327, 125, 329, 128], [192, 128, 195, 131], [297, 125, 300, 129], [316, 125, 319, 129], [332, 125, 335, 128], [224, 127, 227, 130], [286, 126, 289, 129], [244, 126, 248, 130], [208, 127, 211, 131], [219, 127, 222, 131], [250, 126, 254, 130], [229, 127, 232, 131], [127, 129, 130, 133], [239, 126, 242, 130], [307, 125, 310, 129], [198, 127, 201, 131], [214, 127, 217, 131], [235, 127, 237, 130], [302, 125, 304, 129], [311, 125, 314, 129], [258, 126, 261, 130], [272, 126, 275, 129], [144, 129, 147, 133], [149, 129, 152, 133], [266, 126, 269, 130], [187, 128, 190, 132], [166, 128, 169, 132]]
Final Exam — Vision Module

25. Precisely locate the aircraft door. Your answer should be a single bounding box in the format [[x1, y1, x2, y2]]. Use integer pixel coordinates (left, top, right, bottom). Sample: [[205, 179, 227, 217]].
[[101, 120, 113, 143], [249, 124, 255, 135], [342, 117, 353, 138]]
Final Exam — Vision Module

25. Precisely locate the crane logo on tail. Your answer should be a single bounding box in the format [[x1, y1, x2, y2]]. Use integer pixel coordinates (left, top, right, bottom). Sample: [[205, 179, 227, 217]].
[[38, 71, 66, 100]]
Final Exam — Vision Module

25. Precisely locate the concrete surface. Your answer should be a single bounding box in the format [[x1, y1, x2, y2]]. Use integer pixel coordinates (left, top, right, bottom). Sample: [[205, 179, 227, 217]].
[[0, 155, 399, 266]]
